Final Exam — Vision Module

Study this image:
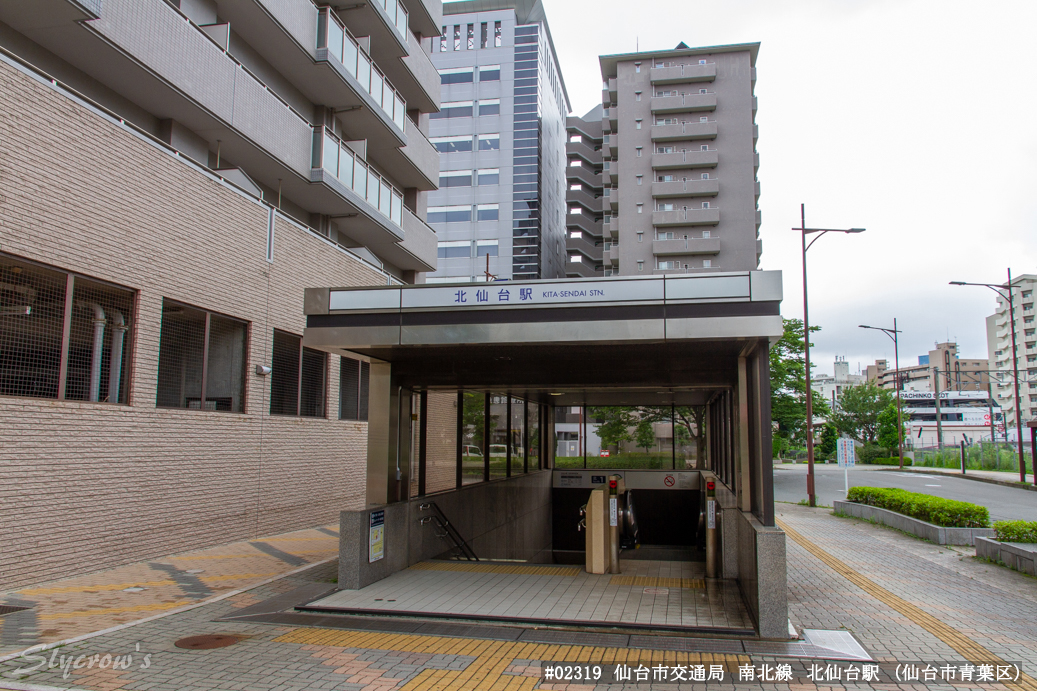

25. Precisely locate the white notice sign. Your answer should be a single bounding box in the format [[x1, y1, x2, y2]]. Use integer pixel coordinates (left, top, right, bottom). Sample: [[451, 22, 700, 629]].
[[609, 497, 618, 527], [837, 438, 856, 468], [707, 500, 716, 529]]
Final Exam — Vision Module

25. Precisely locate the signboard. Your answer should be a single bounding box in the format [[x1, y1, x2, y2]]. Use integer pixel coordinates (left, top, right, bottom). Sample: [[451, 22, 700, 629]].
[[837, 439, 856, 468], [707, 499, 716, 529], [399, 279, 664, 310], [558, 472, 584, 488], [368, 510, 385, 563], [609, 497, 618, 527]]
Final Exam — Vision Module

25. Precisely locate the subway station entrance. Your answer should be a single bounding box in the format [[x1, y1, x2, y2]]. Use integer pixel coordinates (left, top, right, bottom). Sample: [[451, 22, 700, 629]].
[[299, 272, 789, 638]]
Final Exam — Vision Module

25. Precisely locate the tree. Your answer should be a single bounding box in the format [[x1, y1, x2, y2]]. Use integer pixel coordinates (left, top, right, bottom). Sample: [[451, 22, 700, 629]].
[[877, 400, 906, 452], [634, 417, 655, 453], [833, 381, 893, 443], [589, 406, 636, 451], [818, 423, 838, 459], [639, 406, 707, 466], [769, 318, 831, 453]]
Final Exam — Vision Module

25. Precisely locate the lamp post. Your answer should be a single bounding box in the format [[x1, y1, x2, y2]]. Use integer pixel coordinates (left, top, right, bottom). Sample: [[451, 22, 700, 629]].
[[950, 269, 1028, 484], [794, 204, 865, 507], [859, 321, 904, 469]]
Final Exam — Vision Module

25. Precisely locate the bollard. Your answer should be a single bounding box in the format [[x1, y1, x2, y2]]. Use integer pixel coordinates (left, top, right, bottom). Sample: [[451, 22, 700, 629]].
[[705, 479, 717, 579], [960, 440, 966, 475]]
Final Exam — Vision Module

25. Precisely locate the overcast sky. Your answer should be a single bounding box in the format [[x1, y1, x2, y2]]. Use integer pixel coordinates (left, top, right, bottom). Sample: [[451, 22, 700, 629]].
[[528, 0, 1037, 376]]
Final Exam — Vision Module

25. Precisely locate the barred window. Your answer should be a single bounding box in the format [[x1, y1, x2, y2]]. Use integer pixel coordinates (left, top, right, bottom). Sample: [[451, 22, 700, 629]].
[[156, 300, 247, 412], [339, 356, 370, 421], [1, 252, 133, 403], [270, 330, 326, 417]]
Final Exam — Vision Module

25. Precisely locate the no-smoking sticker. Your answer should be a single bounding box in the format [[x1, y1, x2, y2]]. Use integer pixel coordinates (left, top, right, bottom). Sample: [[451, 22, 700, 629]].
[[663, 475, 675, 487]]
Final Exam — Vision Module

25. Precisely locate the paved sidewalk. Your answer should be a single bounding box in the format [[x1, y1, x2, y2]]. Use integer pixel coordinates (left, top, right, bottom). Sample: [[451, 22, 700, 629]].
[[2, 504, 1036, 689], [0, 523, 340, 657]]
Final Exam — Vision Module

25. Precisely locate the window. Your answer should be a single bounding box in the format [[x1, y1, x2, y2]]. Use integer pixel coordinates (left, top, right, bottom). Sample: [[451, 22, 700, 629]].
[[428, 205, 473, 223], [637, 260, 644, 271], [453, 24, 460, 51], [339, 356, 369, 421], [477, 204, 499, 221], [658, 174, 675, 182], [480, 64, 500, 81], [439, 26, 446, 52], [700, 116, 708, 122], [269, 330, 326, 417], [634, 62, 641, 73], [658, 260, 680, 270], [636, 146, 642, 157], [480, 22, 488, 48], [702, 201, 710, 208], [467, 23, 474, 49], [703, 259, 712, 268], [479, 98, 500, 116], [655, 117, 677, 125], [655, 90, 676, 97], [430, 100, 474, 119], [439, 67, 473, 84], [701, 173, 709, 179], [658, 203, 675, 211], [1, 253, 135, 404], [476, 239, 499, 257], [699, 59, 707, 64], [478, 134, 500, 150], [636, 175, 643, 185], [702, 230, 711, 238], [657, 146, 674, 154], [439, 170, 473, 187], [656, 231, 675, 240], [477, 168, 499, 185], [156, 300, 247, 412], [494, 20, 502, 47], [701, 145, 709, 151], [438, 240, 471, 258], [636, 204, 643, 214], [635, 91, 642, 101], [431, 135, 473, 153], [637, 231, 644, 242], [635, 119, 642, 129]]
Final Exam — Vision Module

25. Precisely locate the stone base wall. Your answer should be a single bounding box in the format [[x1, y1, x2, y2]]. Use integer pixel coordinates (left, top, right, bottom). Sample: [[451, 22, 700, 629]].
[[833, 501, 995, 546], [975, 537, 1037, 576]]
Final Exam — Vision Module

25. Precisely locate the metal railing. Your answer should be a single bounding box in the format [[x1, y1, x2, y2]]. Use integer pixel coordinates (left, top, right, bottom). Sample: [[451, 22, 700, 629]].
[[418, 502, 478, 561], [316, 127, 404, 227], [318, 8, 406, 132]]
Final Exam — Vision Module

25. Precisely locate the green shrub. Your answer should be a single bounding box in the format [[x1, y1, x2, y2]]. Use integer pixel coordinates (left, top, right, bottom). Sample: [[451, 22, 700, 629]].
[[845, 486, 989, 528], [993, 520, 1037, 543], [860, 457, 912, 466], [856, 443, 887, 464]]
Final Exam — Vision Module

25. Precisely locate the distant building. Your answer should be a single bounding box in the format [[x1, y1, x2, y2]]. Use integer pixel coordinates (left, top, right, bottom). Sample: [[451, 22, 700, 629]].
[[811, 356, 864, 408], [564, 105, 605, 277], [866, 343, 988, 394], [985, 274, 1037, 429]]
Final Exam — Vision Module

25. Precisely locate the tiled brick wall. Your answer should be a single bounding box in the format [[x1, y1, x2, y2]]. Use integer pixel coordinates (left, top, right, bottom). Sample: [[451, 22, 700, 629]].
[[0, 57, 387, 589]]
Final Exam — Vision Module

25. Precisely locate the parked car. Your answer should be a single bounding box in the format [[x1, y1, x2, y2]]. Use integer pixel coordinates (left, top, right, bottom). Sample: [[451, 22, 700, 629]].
[[462, 445, 483, 457]]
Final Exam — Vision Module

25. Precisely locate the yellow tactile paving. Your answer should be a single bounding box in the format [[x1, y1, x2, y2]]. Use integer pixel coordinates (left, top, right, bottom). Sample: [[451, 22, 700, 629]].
[[37, 599, 194, 620], [408, 562, 581, 577], [778, 518, 1037, 691], [276, 626, 748, 691], [608, 576, 705, 589]]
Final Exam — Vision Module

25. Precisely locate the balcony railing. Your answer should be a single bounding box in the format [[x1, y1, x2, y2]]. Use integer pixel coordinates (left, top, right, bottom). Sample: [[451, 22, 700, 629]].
[[317, 127, 404, 227], [318, 8, 407, 132], [374, 0, 409, 40]]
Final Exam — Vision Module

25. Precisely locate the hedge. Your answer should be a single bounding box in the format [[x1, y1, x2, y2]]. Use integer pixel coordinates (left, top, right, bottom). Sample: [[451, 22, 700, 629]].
[[860, 457, 912, 466], [845, 487, 989, 528], [993, 520, 1037, 543]]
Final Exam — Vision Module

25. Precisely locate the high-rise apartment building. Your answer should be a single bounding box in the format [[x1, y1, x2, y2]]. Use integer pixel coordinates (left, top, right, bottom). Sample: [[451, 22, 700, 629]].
[[425, 0, 569, 282], [0, 0, 442, 589], [986, 274, 1037, 428], [865, 343, 989, 393], [595, 42, 761, 277], [565, 105, 605, 277]]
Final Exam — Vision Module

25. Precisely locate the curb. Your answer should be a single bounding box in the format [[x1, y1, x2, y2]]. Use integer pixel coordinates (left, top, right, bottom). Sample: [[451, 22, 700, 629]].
[[878, 467, 1037, 493]]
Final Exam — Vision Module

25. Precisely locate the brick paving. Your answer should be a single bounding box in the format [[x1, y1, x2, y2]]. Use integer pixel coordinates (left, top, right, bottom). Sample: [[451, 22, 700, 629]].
[[1, 504, 1035, 690]]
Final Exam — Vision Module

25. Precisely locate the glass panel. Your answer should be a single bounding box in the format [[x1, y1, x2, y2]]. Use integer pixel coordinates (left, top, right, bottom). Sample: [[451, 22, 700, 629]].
[[0, 254, 67, 400], [370, 70, 383, 107], [65, 278, 135, 403], [322, 132, 339, 177], [342, 35, 358, 78], [527, 403, 540, 470], [328, 17, 344, 63], [338, 145, 354, 187], [205, 314, 247, 413], [396, 5, 407, 36], [489, 394, 507, 479], [367, 170, 379, 206], [571, 406, 679, 469], [269, 330, 299, 416], [300, 347, 326, 417], [383, 81, 394, 119], [391, 192, 403, 224], [352, 158, 366, 197], [339, 356, 360, 420], [425, 390, 458, 493], [379, 181, 391, 216], [356, 52, 371, 92], [461, 391, 484, 484], [511, 397, 526, 474], [155, 301, 205, 409]]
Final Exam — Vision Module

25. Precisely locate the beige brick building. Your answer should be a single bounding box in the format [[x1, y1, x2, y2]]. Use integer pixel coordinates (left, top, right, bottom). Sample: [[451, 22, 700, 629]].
[[0, 0, 442, 590]]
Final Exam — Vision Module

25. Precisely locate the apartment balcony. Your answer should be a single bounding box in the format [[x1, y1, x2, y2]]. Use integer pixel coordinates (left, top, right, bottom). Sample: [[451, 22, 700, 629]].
[[565, 213, 602, 238], [369, 206, 438, 272], [652, 237, 721, 256], [603, 107, 617, 130], [605, 217, 619, 238], [601, 77, 617, 104], [608, 243, 620, 263], [755, 180, 761, 202], [407, 0, 443, 39], [653, 266, 723, 275], [602, 164, 616, 186], [755, 209, 762, 229], [566, 234, 602, 261], [567, 164, 601, 190], [651, 179, 719, 198], [651, 121, 717, 142], [651, 150, 718, 170], [650, 62, 716, 84], [652, 208, 720, 227], [396, 27, 441, 113], [650, 92, 717, 114], [603, 133, 618, 157], [566, 187, 601, 212], [328, 0, 410, 64], [565, 259, 598, 278], [566, 140, 602, 165]]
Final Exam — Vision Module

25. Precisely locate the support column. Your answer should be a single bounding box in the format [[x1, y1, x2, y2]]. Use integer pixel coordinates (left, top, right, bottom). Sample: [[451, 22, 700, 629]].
[[737, 356, 752, 512], [366, 360, 395, 506]]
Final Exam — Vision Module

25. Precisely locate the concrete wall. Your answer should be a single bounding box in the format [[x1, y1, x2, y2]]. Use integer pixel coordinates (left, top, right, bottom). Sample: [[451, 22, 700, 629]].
[[0, 56, 390, 590], [339, 470, 552, 589]]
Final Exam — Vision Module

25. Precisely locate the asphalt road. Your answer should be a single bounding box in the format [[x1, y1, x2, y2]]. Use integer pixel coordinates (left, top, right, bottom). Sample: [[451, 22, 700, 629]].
[[774, 464, 1037, 522]]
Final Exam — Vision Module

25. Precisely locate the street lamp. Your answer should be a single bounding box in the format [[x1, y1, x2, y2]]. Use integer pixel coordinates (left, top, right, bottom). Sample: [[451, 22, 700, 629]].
[[794, 204, 865, 507], [950, 270, 1029, 485], [859, 321, 904, 469]]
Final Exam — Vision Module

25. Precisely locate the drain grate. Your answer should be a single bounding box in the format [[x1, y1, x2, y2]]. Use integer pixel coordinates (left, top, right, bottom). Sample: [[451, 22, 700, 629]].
[[0, 605, 31, 617], [174, 635, 243, 650]]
